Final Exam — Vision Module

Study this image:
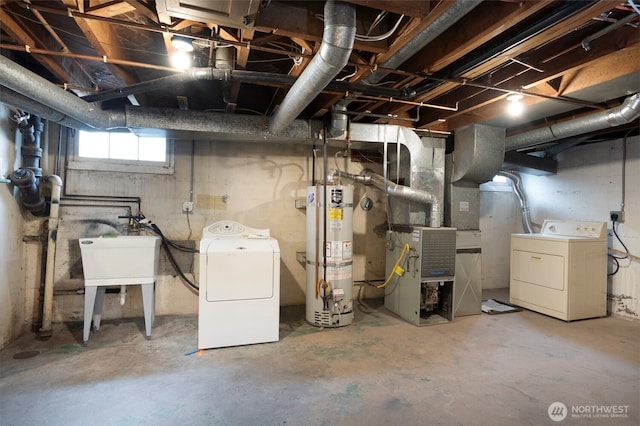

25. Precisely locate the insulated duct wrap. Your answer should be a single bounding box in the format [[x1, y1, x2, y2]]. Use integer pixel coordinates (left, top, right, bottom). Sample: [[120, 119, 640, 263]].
[[505, 93, 640, 151]]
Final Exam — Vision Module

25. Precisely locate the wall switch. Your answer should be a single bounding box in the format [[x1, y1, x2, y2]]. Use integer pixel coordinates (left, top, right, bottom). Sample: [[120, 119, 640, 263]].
[[182, 201, 194, 212], [610, 210, 624, 223]]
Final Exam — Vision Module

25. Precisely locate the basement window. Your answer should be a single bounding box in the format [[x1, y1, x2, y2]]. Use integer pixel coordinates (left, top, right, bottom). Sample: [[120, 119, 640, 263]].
[[68, 130, 174, 174]]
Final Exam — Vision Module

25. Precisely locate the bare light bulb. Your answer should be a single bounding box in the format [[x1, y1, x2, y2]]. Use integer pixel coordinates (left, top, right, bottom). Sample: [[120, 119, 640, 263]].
[[171, 51, 191, 70], [506, 93, 524, 116]]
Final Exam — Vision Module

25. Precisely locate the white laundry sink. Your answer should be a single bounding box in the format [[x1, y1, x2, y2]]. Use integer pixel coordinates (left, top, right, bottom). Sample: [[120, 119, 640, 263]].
[[79, 235, 161, 285], [79, 235, 161, 343]]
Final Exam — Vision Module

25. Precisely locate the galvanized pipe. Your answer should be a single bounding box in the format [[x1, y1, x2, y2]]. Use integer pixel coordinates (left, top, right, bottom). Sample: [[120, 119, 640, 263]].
[[505, 93, 640, 151], [269, 1, 356, 134]]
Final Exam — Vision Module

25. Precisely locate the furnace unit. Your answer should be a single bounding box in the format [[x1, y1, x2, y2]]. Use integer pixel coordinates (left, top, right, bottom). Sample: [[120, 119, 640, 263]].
[[384, 226, 457, 326]]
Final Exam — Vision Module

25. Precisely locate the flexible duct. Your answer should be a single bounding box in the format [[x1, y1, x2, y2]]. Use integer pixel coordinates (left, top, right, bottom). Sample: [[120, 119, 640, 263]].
[[329, 168, 440, 228], [39, 174, 62, 337], [268, 1, 355, 135], [506, 93, 640, 151], [498, 170, 534, 234]]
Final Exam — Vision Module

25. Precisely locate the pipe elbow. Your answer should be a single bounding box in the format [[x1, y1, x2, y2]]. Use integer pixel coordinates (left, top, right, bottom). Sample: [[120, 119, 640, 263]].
[[608, 93, 640, 126], [43, 174, 63, 187]]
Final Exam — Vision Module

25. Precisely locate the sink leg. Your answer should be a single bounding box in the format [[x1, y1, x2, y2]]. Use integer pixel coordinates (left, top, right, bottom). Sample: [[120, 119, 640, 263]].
[[93, 287, 106, 331], [83, 286, 98, 343], [141, 282, 155, 338]]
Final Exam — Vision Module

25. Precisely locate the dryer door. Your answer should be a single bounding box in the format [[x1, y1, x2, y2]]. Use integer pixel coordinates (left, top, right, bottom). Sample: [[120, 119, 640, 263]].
[[204, 239, 275, 302]]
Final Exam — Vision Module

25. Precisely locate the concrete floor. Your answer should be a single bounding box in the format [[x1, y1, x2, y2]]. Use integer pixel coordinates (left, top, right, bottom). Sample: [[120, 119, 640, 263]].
[[1, 289, 638, 426]]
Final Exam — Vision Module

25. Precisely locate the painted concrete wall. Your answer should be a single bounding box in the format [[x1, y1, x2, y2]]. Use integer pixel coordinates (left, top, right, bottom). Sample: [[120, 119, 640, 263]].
[[520, 136, 639, 319], [0, 105, 26, 348], [33, 129, 388, 326], [479, 136, 639, 319], [479, 181, 523, 289], [6, 112, 637, 342]]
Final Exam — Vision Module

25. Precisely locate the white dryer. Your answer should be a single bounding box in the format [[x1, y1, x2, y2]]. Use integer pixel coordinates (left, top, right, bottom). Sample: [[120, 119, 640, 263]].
[[199, 221, 280, 349], [510, 220, 607, 321]]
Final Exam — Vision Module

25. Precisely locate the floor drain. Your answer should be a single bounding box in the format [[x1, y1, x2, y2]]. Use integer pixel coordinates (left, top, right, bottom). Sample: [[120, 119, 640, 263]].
[[13, 350, 40, 359]]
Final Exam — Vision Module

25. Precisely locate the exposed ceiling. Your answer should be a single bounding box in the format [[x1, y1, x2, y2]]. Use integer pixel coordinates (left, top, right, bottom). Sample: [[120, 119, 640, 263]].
[[1, 0, 639, 153]]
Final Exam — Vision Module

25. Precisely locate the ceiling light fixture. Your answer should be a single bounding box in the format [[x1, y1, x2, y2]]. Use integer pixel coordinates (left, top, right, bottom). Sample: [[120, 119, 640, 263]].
[[170, 51, 192, 70], [170, 35, 194, 52], [506, 93, 524, 116]]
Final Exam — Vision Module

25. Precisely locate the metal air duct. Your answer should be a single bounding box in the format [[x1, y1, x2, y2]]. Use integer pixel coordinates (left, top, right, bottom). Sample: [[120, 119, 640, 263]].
[[363, 0, 482, 85], [329, 169, 440, 228], [505, 93, 640, 151], [268, 0, 355, 135], [0, 55, 125, 130]]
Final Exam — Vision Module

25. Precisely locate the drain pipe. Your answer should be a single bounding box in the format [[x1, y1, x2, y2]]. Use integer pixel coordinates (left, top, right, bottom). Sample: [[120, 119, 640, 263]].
[[329, 169, 441, 228], [498, 170, 534, 234], [506, 93, 640, 151], [39, 174, 62, 338], [268, 0, 355, 134]]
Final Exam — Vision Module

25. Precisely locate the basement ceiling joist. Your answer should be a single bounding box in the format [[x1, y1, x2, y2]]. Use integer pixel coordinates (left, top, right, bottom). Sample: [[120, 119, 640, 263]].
[[0, 0, 637, 147]]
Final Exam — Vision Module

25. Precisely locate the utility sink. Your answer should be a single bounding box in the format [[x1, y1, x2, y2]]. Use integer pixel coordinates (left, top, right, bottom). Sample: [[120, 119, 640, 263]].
[[79, 235, 161, 284], [79, 235, 161, 344]]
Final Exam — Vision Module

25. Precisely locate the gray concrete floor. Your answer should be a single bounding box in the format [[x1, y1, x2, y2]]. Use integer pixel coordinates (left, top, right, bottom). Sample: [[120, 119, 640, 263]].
[[1, 289, 639, 426]]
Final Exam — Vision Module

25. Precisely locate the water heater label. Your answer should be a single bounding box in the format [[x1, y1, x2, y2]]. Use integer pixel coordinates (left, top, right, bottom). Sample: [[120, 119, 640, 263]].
[[342, 241, 353, 260], [330, 221, 343, 232], [329, 208, 343, 220], [327, 264, 352, 280]]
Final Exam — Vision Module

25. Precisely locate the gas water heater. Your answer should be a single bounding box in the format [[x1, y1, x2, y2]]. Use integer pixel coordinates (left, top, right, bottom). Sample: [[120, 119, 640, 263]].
[[306, 185, 354, 327]]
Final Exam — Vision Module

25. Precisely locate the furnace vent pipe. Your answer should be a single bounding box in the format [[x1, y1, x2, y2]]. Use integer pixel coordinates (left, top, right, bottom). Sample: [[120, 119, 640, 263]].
[[268, 1, 355, 134], [506, 93, 640, 151], [329, 168, 440, 228], [498, 170, 534, 234]]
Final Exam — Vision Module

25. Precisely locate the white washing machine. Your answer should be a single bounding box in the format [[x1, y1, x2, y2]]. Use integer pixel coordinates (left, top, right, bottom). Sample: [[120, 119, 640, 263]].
[[510, 220, 607, 321], [199, 221, 280, 349]]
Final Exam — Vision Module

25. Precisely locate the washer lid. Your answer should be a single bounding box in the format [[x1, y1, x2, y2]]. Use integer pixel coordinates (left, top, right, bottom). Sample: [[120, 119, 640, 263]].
[[202, 220, 270, 239]]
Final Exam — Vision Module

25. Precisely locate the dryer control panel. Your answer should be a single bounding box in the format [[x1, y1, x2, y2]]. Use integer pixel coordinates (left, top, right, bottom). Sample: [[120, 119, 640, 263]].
[[540, 220, 606, 239]]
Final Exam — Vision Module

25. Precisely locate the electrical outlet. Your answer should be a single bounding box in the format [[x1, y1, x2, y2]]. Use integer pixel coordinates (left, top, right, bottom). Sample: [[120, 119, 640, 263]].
[[182, 201, 194, 213], [610, 210, 624, 223]]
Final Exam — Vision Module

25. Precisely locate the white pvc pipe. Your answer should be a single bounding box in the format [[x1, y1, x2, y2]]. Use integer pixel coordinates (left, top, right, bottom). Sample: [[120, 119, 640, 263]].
[[39, 174, 62, 337]]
